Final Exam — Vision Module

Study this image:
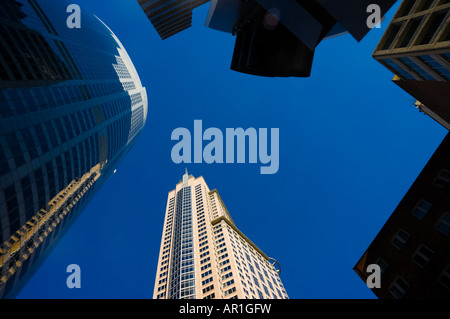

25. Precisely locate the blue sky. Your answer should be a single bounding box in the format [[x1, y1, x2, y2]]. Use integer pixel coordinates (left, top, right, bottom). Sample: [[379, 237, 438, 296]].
[[16, 0, 447, 299]]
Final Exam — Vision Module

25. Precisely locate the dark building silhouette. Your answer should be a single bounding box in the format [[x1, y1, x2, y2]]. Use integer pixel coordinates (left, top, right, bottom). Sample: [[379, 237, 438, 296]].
[[0, 0, 147, 298], [137, 0, 210, 40], [137, 0, 397, 77], [354, 133, 450, 299]]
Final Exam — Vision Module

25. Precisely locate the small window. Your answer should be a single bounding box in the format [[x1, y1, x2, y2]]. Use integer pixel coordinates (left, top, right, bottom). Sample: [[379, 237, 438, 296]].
[[224, 286, 236, 296], [375, 257, 389, 274], [412, 244, 435, 268], [399, 57, 435, 80], [415, 0, 436, 12], [392, 229, 410, 250], [397, 0, 417, 17], [398, 18, 423, 47], [439, 265, 450, 290], [441, 53, 450, 64], [202, 284, 214, 294], [412, 200, 432, 220], [203, 293, 215, 299], [417, 56, 450, 80], [381, 23, 404, 49], [382, 59, 415, 79], [433, 169, 450, 188], [389, 276, 410, 299], [436, 212, 450, 235], [438, 23, 450, 42], [416, 10, 447, 44]]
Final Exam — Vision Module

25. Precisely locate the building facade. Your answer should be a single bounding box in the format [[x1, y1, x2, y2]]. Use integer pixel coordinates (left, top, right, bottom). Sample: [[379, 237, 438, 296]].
[[153, 171, 288, 299], [373, 0, 450, 128], [0, 0, 147, 298], [354, 133, 450, 298], [137, 0, 210, 39]]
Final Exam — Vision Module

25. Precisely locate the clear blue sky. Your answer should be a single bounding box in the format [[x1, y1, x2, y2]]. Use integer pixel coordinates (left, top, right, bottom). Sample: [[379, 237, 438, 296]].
[[16, 0, 447, 299]]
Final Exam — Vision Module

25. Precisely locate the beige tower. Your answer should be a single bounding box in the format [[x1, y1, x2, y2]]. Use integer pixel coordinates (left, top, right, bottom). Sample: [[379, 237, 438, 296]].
[[153, 170, 288, 299]]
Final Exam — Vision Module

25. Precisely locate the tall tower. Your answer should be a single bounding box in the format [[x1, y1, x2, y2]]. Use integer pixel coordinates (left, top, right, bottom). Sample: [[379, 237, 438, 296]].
[[153, 171, 288, 299], [0, 0, 147, 298]]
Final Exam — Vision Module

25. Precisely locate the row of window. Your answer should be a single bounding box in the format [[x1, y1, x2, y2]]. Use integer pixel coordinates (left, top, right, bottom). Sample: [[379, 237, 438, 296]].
[[178, 186, 196, 299], [388, 264, 450, 298], [1, 133, 101, 239], [382, 54, 450, 81], [0, 166, 97, 295], [196, 187, 214, 296], [396, 0, 450, 19], [166, 188, 187, 298], [212, 221, 287, 299], [373, 165, 450, 298], [0, 107, 98, 176], [156, 196, 176, 298], [410, 200, 450, 231], [0, 19, 73, 83], [214, 226, 237, 299], [382, 1, 449, 51]]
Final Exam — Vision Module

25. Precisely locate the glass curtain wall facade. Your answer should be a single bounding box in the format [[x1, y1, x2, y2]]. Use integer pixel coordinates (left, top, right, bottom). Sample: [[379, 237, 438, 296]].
[[0, 0, 147, 298], [168, 173, 195, 298]]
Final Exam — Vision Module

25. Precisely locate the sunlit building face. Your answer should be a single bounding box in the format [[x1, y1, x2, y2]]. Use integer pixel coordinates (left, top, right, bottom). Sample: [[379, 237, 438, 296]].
[[154, 171, 288, 299]]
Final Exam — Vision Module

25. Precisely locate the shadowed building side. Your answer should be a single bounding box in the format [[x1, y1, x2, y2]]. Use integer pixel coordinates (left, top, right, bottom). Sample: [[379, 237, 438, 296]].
[[137, 0, 210, 39], [354, 133, 450, 299], [0, 0, 148, 298]]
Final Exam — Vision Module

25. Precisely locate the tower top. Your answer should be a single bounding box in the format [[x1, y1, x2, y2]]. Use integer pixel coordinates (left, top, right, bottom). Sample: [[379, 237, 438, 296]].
[[182, 168, 189, 186]]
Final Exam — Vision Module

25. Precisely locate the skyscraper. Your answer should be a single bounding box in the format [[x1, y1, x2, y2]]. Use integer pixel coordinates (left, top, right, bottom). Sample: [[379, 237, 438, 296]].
[[0, 0, 147, 298], [372, 0, 450, 129], [153, 171, 288, 299]]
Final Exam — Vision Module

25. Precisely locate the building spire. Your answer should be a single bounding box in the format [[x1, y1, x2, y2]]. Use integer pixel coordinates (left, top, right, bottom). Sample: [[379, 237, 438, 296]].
[[182, 168, 189, 186]]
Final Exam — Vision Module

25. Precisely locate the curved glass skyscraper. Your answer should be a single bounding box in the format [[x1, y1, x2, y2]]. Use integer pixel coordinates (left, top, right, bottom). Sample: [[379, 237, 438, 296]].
[[0, 0, 147, 298]]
